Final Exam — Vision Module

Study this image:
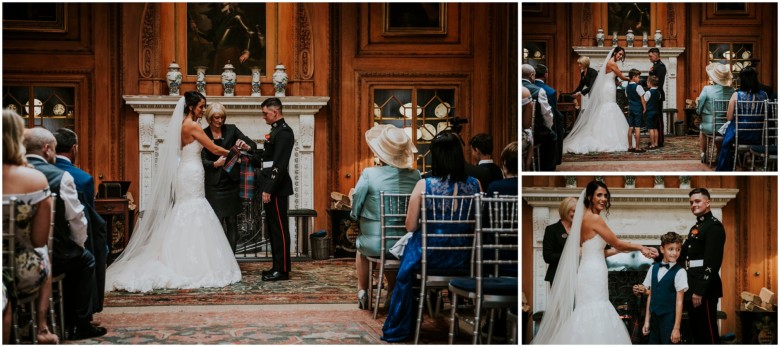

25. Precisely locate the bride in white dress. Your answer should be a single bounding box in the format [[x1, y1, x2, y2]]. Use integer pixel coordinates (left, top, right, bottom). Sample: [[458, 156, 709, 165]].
[[533, 180, 657, 344], [105, 92, 242, 293], [563, 47, 631, 154]]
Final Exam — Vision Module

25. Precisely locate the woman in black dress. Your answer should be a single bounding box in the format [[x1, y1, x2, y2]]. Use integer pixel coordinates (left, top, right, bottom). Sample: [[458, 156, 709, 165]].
[[542, 196, 577, 286], [201, 102, 257, 252]]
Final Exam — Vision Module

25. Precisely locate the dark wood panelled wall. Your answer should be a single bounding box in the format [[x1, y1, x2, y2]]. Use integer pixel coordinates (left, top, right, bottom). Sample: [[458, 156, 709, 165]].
[[521, 176, 778, 337], [522, 3, 777, 117], [3, 3, 518, 231]]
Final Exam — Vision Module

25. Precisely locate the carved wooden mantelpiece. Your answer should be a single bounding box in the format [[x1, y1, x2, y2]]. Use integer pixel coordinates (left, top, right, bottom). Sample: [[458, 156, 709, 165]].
[[123, 95, 329, 214], [522, 186, 738, 317]]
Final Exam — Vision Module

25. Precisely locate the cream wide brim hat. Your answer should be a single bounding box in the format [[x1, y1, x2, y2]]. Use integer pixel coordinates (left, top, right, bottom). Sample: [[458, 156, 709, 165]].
[[706, 63, 733, 87], [365, 124, 418, 169]]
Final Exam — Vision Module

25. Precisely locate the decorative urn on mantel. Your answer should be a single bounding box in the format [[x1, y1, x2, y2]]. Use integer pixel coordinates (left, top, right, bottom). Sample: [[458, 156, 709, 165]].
[[273, 64, 289, 97], [166, 61, 182, 96], [221, 61, 237, 97], [596, 28, 605, 47], [195, 66, 207, 96], [654, 29, 663, 47], [626, 30, 635, 47], [250, 66, 262, 97]]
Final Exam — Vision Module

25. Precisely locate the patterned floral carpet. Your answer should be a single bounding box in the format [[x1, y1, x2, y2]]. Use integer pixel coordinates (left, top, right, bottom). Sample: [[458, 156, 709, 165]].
[[104, 259, 356, 307], [562, 135, 699, 162]]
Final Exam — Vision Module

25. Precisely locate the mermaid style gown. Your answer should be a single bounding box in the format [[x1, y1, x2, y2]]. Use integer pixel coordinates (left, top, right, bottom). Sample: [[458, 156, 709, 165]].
[[105, 141, 241, 292], [549, 234, 631, 344], [563, 71, 630, 154]]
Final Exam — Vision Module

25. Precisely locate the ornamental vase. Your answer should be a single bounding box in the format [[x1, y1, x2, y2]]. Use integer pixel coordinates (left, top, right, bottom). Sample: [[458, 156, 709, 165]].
[[654, 29, 663, 47], [273, 64, 289, 97], [195, 66, 207, 96], [251, 66, 262, 96], [166, 61, 182, 96], [626, 30, 635, 47], [221, 62, 237, 97], [596, 29, 605, 47]]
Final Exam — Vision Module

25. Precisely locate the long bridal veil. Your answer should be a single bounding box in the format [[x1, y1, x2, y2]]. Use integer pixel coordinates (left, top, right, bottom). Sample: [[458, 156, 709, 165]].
[[532, 188, 586, 344], [107, 97, 185, 271]]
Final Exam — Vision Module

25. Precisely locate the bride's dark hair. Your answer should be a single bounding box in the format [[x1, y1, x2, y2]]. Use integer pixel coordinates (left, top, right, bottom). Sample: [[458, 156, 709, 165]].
[[611, 46, 626, 63], [584, 180, 612, 214], [184, 91, 206, 116]]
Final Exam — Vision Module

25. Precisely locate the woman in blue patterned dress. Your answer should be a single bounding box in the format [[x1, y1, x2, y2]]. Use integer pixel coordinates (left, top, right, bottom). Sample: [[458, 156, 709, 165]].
[[716, 67, 768, 171], [381, 131, 481, 342]]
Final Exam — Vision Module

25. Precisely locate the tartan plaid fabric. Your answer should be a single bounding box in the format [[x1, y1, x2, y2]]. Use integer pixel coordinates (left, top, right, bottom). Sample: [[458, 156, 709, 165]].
[[223, 146, 255, 200]]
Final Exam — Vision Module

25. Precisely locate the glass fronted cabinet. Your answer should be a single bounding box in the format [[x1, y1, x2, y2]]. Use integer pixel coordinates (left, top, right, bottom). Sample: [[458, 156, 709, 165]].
[[523, 41, 547, 69], [372, 87, 458, 173], [707, 42, 754, 88], [3, 85, 76, 131]]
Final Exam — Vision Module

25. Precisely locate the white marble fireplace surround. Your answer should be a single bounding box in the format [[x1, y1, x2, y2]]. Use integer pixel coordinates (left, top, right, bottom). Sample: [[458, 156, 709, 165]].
[[124, 95, 329, 236], [573, 47, 685, 133], [522, 186, 738, 316]]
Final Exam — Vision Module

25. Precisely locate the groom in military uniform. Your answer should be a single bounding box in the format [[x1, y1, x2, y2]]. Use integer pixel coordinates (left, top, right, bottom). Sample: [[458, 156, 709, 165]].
[[682, 188, 725, 344], [254, 97, 295, 281]]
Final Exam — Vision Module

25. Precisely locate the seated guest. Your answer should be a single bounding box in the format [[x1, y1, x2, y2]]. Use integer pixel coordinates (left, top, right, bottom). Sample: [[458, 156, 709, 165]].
[[350, 124, 421, 309], [22, 127, 106, 339], [53, 128, 95, 208], [381, 131, 481, 342], [486, 141, 518, 196], [469, 133, 504, 188], [697, 63, 735, 162], [521, 86, 534, 170], [716, 67, 768, 171], [2, 110, 59, 344], [53, 127, 108, 318]]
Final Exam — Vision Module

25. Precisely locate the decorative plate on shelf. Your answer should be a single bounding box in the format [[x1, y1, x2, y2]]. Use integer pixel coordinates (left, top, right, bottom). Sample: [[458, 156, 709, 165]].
[[534, 51, 542, 58], [722, 51, 732, 60], [708, 51, 713, 60], [373, 103, 381, 118], [25, 99, 43, 116], [741, 50, 751, 59], [743, 61, 751, 68], [6, 104, 17, 113], [733, 62, 743, 72], [419, 124, 436, 141], [434, 102, 450, 118], [399, 103, 421, 118], [436, 121, 450, 135], [403, 126, 421, 140], [53, 104, 66, 116]]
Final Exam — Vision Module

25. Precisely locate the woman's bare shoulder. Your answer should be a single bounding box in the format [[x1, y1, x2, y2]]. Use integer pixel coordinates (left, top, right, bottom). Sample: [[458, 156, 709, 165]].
[[3, 166, 48, 193]]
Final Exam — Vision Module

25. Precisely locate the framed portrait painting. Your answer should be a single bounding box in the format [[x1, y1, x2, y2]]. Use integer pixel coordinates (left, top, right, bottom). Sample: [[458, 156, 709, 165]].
[[186, 3, 267, 76]]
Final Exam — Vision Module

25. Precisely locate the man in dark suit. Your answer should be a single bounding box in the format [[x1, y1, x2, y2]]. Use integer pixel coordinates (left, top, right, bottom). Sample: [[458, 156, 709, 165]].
[[681, 188, 725, 344], [254, 97, 295, 281], [522, 64, 556, 171], [534, 64, 564, 167], [201, 103, 257, 253], [52, 128, 108, 318], [647, 48, 667, 147], [23, 128, 106, 340], [468, 133, 503, 191]]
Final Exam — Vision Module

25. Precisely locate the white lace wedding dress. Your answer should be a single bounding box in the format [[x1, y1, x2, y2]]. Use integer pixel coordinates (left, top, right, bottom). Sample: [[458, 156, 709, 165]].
[[563, 71, 629, 154], [105, 141, 242, 292], [548, 233, 632, 344]]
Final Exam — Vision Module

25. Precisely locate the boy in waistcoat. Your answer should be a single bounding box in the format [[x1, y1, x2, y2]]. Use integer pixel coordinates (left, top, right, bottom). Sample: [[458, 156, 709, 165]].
[[626, 69, 646, 153], [644, 76, 662, 150], [642, 232, 688, 344]]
